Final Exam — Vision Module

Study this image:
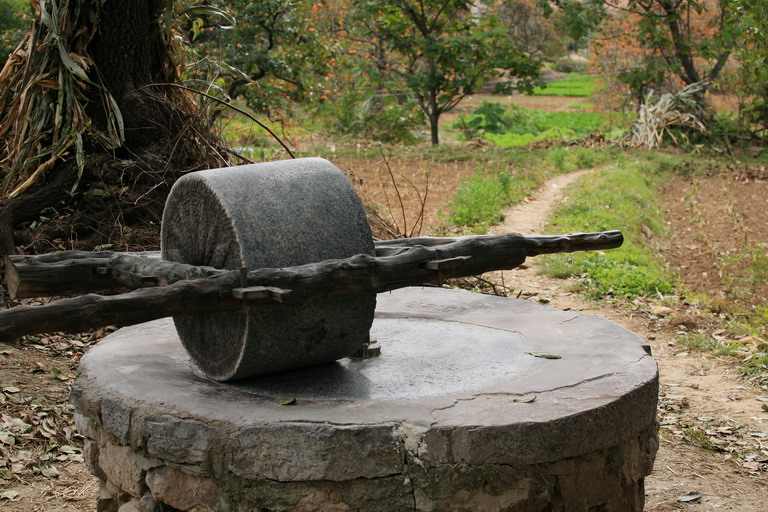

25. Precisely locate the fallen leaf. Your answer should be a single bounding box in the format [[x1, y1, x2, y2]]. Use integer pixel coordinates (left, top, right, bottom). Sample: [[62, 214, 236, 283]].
[[1, 490, 20, 500], [58, 444, 78, 454], [525, 352, 562, 360], [677, 491, 701, 502], [276, 398, 297, 406], [512, 396, 536, 403], [0, 430, 16, 445], [50, 368, 69, 381], [38, 464, 59, 478], [2, 387, 20, 394], [9, 418, 32, 434], [652, 306, 675, 316]]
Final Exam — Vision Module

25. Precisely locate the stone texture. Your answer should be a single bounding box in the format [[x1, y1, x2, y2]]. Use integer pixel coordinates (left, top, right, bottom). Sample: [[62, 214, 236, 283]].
[[102, 397, 133, 442], [74, 287, 659, 511], [145, 466, 220, 511], [117, 501, 141, 512], [161, 158, 376, 381], [74, 411, 98, 439], [229, 423, 403, 481], [145, 416, 213, 467], [98, 442, 157, 497]]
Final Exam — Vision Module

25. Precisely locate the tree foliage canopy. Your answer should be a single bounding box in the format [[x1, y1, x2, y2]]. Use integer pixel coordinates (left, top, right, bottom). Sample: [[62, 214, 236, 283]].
[[351, 0, 541, 145], [545, 0, 739, 105]]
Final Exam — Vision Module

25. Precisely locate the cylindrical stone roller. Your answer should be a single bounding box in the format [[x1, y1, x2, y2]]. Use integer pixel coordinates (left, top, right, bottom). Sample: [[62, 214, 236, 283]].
[[161, 158, 376, 381]]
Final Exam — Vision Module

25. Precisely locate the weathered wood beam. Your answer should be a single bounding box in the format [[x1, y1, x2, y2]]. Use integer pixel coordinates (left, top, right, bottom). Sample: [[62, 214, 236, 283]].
[[0, 231, 618, 341], [4, 251, 162, 299], [3, 231, 622, 300]]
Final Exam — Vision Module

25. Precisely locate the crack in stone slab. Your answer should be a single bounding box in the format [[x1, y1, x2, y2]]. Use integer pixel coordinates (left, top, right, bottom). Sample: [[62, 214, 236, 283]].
[[559, 315, 582, 325], [428, 371, 620, 419]]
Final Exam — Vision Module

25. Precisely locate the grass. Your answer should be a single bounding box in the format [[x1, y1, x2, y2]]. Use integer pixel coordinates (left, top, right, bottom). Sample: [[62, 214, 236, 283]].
[[441, 166, 538, 234], [533, 74, 598, 97], [678, 333, 742, 357], [677, 331, 768, 387], [538, 153, 682, 299], [454, 102, 605, 147], [438, 146, 622, 235]]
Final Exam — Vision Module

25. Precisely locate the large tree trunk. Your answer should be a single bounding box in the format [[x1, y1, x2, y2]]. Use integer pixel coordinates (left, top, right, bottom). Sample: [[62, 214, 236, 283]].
[[0, 0, 226, 256], [89, 0, 167, 149]]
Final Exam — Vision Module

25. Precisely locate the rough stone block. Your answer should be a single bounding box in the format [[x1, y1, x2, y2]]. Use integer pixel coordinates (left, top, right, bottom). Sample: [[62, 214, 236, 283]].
[[229, 423, 403, 481], [83, 439, 102, 478], [339, 475, 415, 511], [99, 442, 157, 497], [102, 397, 133, 442], [145, 416, 212, 467], [117, 501, 141, 512], [410, 464, 533, 512], [145, 466, 220, 512], [97, 479, 119, 512], [74, 411, 99, 440]]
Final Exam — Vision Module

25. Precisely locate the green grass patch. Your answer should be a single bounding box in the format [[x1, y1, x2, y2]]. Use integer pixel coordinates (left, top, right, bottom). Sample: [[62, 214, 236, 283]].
[[677, 332, 768, 386], [678, 333, 741, 357], [454, 101, 604, 147], [533, 74, 598, 97], [439, 146, 621, 235], [441, 166, 538, 234], [682, 426, 723, 452], [539, 154, 682, 299]]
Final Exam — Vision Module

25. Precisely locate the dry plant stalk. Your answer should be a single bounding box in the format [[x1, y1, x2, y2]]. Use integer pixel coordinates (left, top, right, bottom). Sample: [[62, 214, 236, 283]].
[[0, 0, 124, 198], [370, 148, 430, 239], [620, 81, 709, 149]]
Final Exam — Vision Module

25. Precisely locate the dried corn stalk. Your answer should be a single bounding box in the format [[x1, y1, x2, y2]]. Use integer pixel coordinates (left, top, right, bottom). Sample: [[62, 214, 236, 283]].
[[621, 81, 709, 149], [0, 0, 127, 199]]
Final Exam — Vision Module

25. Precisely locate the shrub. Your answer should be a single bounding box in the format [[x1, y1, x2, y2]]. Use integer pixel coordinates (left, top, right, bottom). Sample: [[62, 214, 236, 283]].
[[553, 55, 588, 74]]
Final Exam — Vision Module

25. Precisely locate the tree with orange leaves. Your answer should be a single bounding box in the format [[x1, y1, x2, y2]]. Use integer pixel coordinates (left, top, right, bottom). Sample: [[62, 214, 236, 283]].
[[543, 0, 740, 106]]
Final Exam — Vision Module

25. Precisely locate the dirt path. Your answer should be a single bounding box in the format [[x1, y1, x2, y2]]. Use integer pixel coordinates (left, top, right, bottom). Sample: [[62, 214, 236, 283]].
[[486, 170, 768, 511]]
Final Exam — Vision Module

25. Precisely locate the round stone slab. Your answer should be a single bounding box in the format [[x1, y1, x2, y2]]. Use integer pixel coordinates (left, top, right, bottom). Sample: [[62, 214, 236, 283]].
[[73, 287, 660, 512], [160, 158, 376, 381]]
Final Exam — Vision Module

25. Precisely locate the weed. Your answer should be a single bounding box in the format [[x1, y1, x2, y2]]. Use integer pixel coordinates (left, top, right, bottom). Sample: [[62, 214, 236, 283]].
[[455, 101, 511, 139], [739, 351, 768, 386], [718, 244, 768, 302], [443, 168, 514, 233], [577, 256, 675, 299], [678, 333, 739, 357], [683, 426, 723, 452], [548, 147, 568, 172], [454, 102, 604, 147]]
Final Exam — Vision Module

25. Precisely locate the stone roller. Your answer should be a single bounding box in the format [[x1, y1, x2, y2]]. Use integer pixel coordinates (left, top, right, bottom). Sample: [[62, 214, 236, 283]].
[[161, 158, 376, 381]]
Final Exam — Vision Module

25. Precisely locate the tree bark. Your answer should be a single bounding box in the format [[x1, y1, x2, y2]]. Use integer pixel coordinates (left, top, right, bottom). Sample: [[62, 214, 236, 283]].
[[88, 0, 169, 149]]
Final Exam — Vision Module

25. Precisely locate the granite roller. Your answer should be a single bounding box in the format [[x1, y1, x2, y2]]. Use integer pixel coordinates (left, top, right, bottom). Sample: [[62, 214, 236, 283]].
[[161, 158, 377, 381]]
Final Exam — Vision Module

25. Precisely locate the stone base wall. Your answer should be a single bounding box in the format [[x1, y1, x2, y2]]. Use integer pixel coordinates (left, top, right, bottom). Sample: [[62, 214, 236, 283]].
[[77, 411, 658, 512]]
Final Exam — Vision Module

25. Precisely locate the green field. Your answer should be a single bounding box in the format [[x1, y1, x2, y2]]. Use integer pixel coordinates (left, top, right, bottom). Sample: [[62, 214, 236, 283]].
[[533, 73, 598, 97], [454, 101, 604, 147]]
